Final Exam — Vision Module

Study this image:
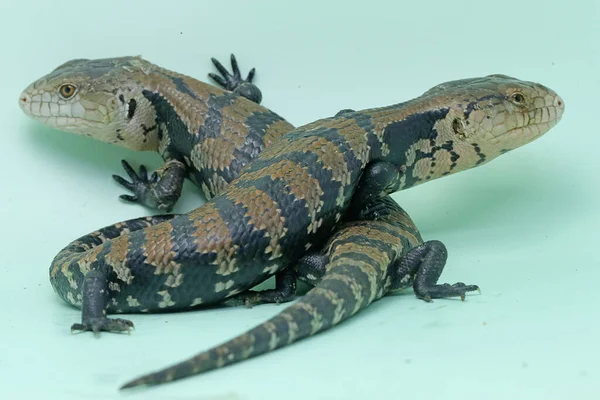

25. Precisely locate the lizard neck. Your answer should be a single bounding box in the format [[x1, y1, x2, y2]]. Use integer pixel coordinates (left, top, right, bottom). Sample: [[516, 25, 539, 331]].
[[134, 65, 235, 161], [367, 98, 476, 191], [130, 66, 198, 159]]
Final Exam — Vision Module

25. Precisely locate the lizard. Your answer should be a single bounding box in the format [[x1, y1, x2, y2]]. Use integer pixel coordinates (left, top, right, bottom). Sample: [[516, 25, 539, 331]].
[[119, 194, 477, 389], [31, 72, 564, 340], [19, 54, 294, 211]]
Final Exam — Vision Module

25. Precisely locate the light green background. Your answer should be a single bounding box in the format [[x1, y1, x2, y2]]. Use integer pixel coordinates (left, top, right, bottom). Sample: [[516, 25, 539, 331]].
[[1, 1, 598, 399]]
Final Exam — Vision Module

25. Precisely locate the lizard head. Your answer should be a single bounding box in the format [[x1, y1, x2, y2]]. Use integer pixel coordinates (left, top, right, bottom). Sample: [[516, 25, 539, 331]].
[[424, 74, 564, 170], [381, 74, 564, 188], [19, 56, 160, 151]]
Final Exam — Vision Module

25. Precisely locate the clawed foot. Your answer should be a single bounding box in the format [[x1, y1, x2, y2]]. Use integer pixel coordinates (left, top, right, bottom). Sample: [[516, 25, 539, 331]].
[[113, 159, 184, 211], [209, 53, 255, 90], [416, 283, 480, 302], [222, 293, 257, 308], [113, 159, 156, 204], [394, 240, 481, 303], [223, 289, 294, 308], [209, 54, 262, 104], [223, 270, 296, 308], [71, 317, 134, 336]]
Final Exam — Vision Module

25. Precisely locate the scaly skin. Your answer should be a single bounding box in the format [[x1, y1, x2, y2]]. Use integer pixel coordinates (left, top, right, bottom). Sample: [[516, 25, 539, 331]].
[[19, 67, 563, 389], [40, 73, 562, 319], [19, 55, 294, 210], [120, 196, 480, 389]]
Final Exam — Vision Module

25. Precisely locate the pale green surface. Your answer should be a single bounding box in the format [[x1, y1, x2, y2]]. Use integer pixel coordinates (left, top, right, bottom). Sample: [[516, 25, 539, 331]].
[[0, 0, 598, 399]]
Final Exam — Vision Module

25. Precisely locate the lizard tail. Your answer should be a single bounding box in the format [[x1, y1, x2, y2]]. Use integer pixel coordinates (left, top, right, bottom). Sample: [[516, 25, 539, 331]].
[[120, 255, 389, 390]]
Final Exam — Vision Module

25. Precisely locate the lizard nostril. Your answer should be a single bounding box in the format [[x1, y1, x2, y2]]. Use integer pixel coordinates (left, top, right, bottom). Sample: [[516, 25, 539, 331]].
[[19, 93, 31, 108]]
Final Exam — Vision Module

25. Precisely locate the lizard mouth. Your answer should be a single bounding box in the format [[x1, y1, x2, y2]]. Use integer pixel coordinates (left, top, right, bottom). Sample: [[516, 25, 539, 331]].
[[19, 90, 111, 132], [494, 95, 565, 142]]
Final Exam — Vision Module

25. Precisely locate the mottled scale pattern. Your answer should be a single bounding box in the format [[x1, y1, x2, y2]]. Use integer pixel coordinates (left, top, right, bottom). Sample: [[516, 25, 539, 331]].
[[140, 64, 296, 199], [49, 110, 386, 313], [49, 73, 564, 315], [36, 69, 564, 390], [49, 215, 178, 309]]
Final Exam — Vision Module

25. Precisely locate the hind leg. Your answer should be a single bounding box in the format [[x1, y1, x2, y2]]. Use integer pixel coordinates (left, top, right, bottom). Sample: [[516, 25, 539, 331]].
[[392, 240, 480, 301]]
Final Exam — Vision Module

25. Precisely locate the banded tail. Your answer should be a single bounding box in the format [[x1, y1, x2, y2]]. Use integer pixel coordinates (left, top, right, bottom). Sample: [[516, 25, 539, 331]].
[[120, 197, 420, 389]]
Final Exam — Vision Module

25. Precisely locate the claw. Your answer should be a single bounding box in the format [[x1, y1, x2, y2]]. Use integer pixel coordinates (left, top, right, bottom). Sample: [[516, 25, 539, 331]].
[[119, 194, 138, 202], [211, 57, 230, 78], [230, 53, 241, 79], [121, 159, 137, 180], [208, 73, 227, 88], [113, 174, 134, 191], [246, 67, 255, 82], [138, 164, 148, 179]]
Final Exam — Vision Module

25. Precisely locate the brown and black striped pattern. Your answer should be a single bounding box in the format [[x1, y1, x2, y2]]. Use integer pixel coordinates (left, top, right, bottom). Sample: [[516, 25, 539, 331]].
[[43, 73, 563, 389], [119, 196, 426, 388], [50, 74, 563, 315], [49, 108, 385, 313], [142, 66, 294, 198]]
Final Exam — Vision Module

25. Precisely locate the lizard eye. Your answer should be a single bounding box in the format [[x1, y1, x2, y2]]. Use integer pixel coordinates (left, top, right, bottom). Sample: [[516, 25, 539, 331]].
[[59, 83, 77, 99], [510, 92, 525, 105]]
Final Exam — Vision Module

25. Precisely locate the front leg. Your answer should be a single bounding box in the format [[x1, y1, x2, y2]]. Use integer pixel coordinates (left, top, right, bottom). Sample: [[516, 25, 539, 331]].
[[113, 159, 186, 212], [345, 161, 404, 220], [391, 240, 480, 301], [209, 54, 263, 104]]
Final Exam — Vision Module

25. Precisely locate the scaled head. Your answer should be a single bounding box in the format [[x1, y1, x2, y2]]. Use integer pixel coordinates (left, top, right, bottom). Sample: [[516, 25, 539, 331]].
[[19, 56, 159, 150], [425, 74, 564, 161]]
